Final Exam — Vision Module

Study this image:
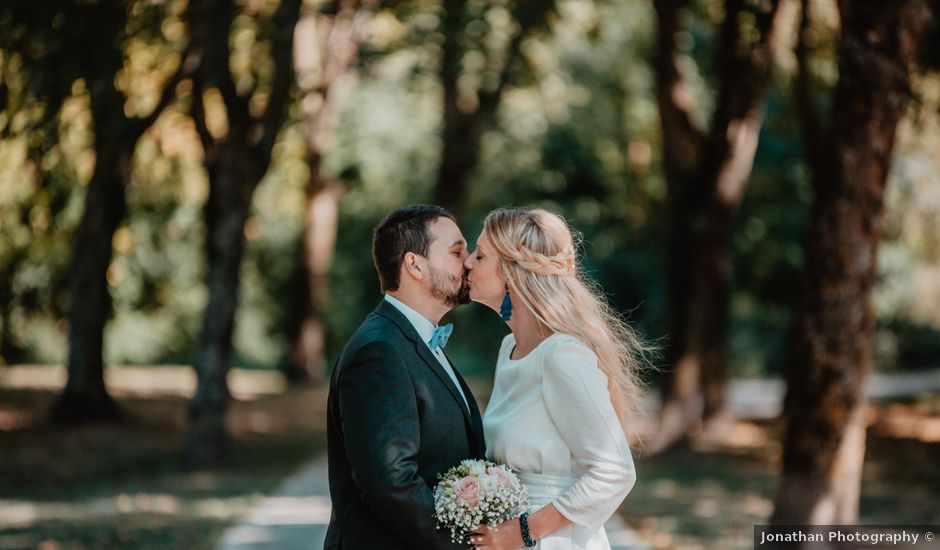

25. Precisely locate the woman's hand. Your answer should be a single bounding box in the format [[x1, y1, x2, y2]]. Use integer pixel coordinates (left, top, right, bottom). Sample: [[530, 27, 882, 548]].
[[468, 517, 525, 550]]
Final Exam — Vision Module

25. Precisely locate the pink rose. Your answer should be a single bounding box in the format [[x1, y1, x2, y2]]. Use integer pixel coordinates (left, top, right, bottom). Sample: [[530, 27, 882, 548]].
[[454, 476, 480, 506], [486, 466, 512, 486]]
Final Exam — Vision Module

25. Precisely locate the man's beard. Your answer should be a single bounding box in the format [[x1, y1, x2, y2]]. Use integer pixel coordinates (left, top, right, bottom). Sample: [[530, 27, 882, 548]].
[[429, 264, 470, 307]]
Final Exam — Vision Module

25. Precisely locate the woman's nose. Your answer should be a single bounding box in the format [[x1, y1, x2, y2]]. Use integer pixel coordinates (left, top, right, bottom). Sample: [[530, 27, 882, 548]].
[[463, 255, 474, 270]]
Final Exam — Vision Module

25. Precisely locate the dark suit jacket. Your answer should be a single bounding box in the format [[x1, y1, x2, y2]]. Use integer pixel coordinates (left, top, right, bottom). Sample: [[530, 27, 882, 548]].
[[324, 299, 486, 550]]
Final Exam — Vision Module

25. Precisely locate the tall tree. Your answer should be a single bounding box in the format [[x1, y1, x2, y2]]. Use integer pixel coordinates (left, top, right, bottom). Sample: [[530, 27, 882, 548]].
[[433, 0, 556, 214], [184, 0, 302, 465], [772, 0, 931, 524], [285, 0, 371, 384], [1, 0, 192, 421], [650, 0, 785, 452]]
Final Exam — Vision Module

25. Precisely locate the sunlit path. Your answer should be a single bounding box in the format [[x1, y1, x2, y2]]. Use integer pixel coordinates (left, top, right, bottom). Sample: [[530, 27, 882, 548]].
[[215, 454, 652, 550], [216, 455, 331, 549]]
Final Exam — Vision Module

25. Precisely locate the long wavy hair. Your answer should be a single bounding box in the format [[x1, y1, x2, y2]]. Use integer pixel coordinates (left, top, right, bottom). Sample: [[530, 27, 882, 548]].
[[483, 207, 653, 437]]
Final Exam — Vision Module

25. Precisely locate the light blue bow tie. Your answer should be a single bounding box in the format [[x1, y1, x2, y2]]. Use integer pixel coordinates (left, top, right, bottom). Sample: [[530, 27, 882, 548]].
[[429, 323, 453, 350]]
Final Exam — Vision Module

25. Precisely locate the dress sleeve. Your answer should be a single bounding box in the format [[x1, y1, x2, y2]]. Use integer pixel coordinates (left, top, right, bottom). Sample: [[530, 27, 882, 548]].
[[540, 336, 637, 531]]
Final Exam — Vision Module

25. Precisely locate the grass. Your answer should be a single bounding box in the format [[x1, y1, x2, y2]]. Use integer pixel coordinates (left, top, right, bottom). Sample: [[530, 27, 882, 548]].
[[0, 381, 328, 550], [2, 370, 938, 550], [623, 398, 940, 549]]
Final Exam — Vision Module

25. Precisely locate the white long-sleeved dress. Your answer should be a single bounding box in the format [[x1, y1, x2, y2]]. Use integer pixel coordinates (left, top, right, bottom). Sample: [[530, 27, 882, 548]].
[[483, 333, 637, 550]]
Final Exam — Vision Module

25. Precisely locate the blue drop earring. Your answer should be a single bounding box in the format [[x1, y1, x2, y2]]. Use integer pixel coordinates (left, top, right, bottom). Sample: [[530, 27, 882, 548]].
[[500, 283, 513, 321]]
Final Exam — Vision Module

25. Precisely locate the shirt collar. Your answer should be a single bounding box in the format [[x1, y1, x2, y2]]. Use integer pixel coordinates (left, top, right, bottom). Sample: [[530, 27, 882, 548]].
[[383, 294, 437, 345]]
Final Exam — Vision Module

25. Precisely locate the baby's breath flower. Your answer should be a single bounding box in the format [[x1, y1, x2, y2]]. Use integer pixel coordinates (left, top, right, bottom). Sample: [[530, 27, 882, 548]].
[[433, 459, 530, 544]]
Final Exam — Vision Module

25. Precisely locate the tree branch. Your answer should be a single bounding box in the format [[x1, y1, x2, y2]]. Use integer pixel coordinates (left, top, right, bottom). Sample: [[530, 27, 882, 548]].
[[201, 0, 248, 135], [477, 0, 556, 117], [295, 0, 368, 156], [178, 1, 218, 165], [701, 0, 783, 206], [255, 0, 303, 166], [794, 0, 824, 169], [653, 0, 707, 183], [711, 0, 782, 139], [190, 71, 215, 162], [128, 44, 203, 139]]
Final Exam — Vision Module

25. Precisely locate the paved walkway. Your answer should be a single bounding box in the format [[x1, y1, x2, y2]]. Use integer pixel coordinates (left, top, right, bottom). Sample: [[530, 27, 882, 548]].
[[216, 455, 332, 549], [217, 369, 940, 549], [215, 453, 650, 550], [215, 452, 651, 549]]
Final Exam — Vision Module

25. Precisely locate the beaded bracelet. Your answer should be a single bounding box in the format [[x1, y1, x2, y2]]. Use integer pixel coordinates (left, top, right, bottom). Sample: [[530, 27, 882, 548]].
[[519, 512, 537, 547]]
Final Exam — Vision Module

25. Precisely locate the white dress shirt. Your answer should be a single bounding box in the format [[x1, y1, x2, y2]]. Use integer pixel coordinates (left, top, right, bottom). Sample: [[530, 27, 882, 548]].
[[483, 333, 637, 550], [383, 294, 470, 412]]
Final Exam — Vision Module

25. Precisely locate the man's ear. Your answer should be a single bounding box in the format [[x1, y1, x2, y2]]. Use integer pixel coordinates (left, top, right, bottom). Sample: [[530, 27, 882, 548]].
[[402, 251, 424, 282]]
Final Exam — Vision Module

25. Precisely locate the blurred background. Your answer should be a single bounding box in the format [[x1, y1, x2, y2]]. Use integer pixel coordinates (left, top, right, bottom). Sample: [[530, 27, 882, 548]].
[[1, 0, 939, 548]]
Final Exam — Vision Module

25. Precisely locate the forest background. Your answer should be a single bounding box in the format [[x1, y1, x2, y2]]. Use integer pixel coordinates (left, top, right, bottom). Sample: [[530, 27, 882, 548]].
[[2, 0, 939, 547]]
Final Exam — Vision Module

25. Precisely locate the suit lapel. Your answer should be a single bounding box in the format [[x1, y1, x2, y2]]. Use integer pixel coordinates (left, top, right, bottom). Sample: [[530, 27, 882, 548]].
[[374, 300, 478, 439], [444, 349, 486, 456]]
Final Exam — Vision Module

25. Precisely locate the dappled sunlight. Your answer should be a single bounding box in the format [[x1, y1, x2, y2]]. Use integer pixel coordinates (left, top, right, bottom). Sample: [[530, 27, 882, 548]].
[[241, 496, 331, 526], [0, 408, 33, 431], [217, 496, 333, 548], [0, 493, 258, 530], [229, 386, 328, 438], [873, 402, 940, 443], [0, 382, 328, 547], [623, 412, 940, 548], [624, 441, 778, 549], [692, 420, 781, 459], [0, 0, 935, 547], [0, 365, 286, 401]]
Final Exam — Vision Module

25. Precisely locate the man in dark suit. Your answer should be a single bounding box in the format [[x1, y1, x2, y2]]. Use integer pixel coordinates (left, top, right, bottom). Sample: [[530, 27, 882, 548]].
[[325, 205, 486, 549]]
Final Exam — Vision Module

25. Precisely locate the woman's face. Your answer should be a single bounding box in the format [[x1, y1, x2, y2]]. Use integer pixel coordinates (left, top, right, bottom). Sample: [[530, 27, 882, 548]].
[[464, 232, 506, 313]]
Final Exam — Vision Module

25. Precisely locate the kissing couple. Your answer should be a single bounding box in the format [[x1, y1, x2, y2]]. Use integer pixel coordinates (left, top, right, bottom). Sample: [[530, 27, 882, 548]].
[[325, 205, 647, 550]]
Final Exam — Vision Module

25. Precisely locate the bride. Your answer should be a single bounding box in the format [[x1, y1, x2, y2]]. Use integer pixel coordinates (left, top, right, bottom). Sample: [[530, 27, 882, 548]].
[[463, 207, 647, 550]]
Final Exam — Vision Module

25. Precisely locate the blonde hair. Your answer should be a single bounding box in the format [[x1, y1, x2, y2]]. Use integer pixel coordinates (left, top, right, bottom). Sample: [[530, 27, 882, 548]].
[[484, 207, 652, 438]]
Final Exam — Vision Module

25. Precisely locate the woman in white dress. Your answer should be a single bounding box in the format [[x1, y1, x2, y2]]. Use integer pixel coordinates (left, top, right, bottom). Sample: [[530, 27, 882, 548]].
[[463, 207, 649, 550]]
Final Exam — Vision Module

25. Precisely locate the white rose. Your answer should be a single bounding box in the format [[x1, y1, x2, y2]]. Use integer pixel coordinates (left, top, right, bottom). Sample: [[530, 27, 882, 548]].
[[480, 474, 499, 495], [468, 461, 487, 478]]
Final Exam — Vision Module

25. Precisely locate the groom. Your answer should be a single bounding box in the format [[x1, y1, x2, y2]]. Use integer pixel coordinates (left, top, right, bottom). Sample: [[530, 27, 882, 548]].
[[324, 205, 486, 549]]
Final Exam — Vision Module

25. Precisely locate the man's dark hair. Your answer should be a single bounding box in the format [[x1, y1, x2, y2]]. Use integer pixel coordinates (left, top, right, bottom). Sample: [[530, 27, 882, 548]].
[[372, 205, 456, 292]]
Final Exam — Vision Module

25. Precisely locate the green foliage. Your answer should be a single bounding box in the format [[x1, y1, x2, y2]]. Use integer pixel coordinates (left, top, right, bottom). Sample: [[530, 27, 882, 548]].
[[2, 0, 939, 377], [729, 86, 808, 377]]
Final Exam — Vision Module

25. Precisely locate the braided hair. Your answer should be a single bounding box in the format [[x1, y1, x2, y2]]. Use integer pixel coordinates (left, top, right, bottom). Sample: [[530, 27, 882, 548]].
[[483, 207, 653, 438]]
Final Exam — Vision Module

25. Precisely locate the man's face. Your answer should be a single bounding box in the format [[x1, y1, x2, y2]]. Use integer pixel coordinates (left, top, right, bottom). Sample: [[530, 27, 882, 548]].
[[423, 217, 471, 307]]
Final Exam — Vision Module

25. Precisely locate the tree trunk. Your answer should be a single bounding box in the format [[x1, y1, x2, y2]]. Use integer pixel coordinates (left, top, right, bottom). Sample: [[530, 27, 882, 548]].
[[49, 4, 132, 424], [651, 0, 783, 452], [286, 171, 343, 384], [184, 145, 257, 466], [51, 143, 129, 423], [656, 200, 736, 444], [433, 0, 555, 215], [0, 251, 27, 365], [433, 0, 477, 214], [284, 2, 362, 384], [698, 116, 777, 427], [183, 0, 301, 467], [655, 188, 703, 447], [772, 0, 930, 525], [51, 78, 142, 424], [691, 203, 736, 424], [7, 0, 188, 421]]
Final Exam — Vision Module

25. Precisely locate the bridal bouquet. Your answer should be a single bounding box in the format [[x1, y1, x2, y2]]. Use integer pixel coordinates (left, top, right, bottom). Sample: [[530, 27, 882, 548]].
[[433, 459, 530, 544]]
